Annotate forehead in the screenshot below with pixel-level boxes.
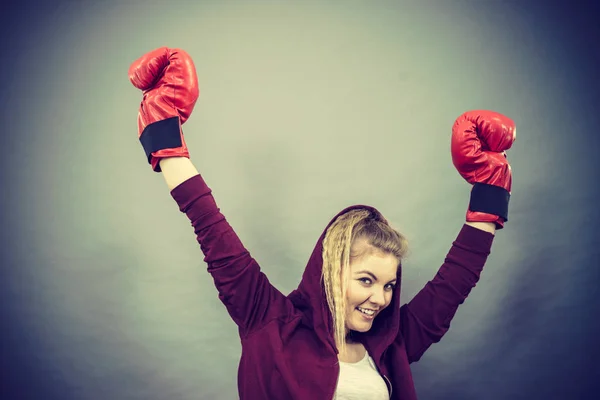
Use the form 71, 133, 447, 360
349, 239, 398, 280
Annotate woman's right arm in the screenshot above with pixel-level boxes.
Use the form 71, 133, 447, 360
129, 47, 295, 337
160, 157, 296, 337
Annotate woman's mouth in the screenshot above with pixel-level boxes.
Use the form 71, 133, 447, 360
356, 307, 376, 320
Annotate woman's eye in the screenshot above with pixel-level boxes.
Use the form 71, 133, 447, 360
385, 284, 396, 291
359, 278, 372, 285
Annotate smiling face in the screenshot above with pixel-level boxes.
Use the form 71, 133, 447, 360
344, 237, 399, 335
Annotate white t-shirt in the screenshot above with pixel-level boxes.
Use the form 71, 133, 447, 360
333, 351, 390, 399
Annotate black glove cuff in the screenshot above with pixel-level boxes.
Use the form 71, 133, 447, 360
139, 116, 182, 164
469, 183, 510, 222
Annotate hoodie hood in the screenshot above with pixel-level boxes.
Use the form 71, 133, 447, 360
287, 204, 403, 363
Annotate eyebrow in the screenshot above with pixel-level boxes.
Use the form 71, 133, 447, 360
355, 270, 397, 283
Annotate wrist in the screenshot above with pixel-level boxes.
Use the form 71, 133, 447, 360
159, 157, 199, 191
465, 221, 496, 235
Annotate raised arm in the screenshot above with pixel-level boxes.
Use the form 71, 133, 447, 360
129, 47, 295, 337
399, 222, 494, 362
399, 110, 516, 362
162, 158, 295, 336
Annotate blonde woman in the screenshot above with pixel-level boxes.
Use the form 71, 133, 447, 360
129, 48, 515, 400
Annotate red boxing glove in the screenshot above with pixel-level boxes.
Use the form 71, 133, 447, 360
451, 110, 516, 229
128, 47, 199, 172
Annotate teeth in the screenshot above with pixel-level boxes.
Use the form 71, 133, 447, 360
357, 307, 375, 316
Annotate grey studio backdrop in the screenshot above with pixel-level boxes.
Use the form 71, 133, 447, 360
1, 1, 599, 400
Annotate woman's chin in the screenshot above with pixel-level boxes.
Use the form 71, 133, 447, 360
348, 312, 374, 332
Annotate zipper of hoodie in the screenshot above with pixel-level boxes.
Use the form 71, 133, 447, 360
377, 348, 392, 399
358, 341, 393, 399
329, 361, 340, 400
383, 374, 393, 399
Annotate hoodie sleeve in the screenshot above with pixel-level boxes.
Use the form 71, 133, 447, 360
399, 224, 494, 363
170, 174, 296, 337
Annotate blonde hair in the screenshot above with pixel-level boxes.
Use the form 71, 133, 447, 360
321, 208, 408, 354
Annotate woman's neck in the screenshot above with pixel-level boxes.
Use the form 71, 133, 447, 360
345, 330, 358, 344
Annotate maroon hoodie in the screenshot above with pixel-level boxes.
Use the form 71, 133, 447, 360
171, 174, 494, 399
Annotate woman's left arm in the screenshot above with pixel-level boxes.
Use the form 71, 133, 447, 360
399, 110, 515, 363
399, 223, 494, 363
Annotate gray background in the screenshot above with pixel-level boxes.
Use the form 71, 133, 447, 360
1, 1, 599, 399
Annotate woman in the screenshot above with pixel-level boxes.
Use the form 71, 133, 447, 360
128, 47, 515, 400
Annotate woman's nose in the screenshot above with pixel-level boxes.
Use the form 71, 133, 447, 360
369, 288, 387, 306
